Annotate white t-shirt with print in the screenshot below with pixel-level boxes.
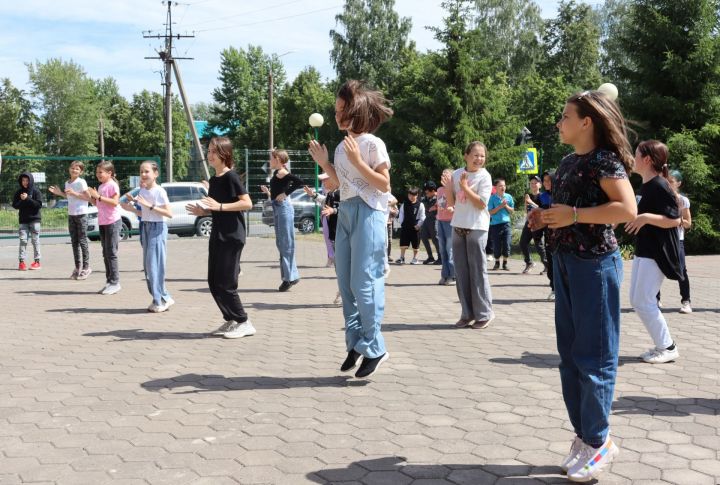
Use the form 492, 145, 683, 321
65, 178, 89, 216
139, 185, 170, 223
678, 194, 690, 241
334, 133, 391, 212
450, 167, 492, 231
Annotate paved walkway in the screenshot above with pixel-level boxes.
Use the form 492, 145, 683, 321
0, 236, 718, 484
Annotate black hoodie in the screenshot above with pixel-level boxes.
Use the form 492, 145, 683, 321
12, 171, 43, 223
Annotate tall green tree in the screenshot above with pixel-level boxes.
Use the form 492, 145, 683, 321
210, 45, 286, 149
0, 78, 40, 156
330, 0, 414, 91
541, 0, 602, 89
27, 58, 101, 156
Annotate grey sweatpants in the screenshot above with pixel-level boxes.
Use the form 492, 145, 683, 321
452, 228, 493, 321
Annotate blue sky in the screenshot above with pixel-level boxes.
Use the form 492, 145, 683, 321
0, 1, 602, 105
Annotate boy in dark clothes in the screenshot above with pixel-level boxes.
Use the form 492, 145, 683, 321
12, 171, 43, 270
396, 187, 425, 265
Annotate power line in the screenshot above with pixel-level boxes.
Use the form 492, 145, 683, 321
180, 0, 308, 28
195, 4, 342, 33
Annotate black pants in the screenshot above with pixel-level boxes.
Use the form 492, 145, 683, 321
657, 240, 691, 303
69, 214, 90, 269
208, 234, 247, 323
420, 219, 440, 259
519, 222, 547, 265
99, 219, 121, 284
545, 228, 554, 291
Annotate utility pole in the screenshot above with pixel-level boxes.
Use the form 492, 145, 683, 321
144, 1, 193, 183
268, 68, 274, 153
99, 117, 105, 158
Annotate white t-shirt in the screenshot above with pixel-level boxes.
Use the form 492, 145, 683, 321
139, 185, 170, 222
334, 133, 391, 212
65, 178, 89, 216
678, 194, 690, 241
450, 167, 492, 230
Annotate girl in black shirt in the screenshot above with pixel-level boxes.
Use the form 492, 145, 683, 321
260, 149, 304, 291
186, 137, 255, 339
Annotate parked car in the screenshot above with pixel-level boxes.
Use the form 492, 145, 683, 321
87, 182, 211, 240
261, 191, 318, 233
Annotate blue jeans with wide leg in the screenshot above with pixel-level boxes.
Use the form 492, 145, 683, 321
554, 249, 622, 447
335, 197, 387, 359
272, 199, 299, 282
143, 221, 172, 306
437, 220, 455, 280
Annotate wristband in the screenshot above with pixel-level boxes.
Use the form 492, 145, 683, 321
573, 206, 578, 224
150, 205, 155, 211
220, 203, 223, 212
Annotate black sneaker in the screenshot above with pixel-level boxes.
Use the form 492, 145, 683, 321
355, 352, 389, 378
278, 281, 291, 292
491, 261, 500, 270
433, 258, 442, 265
422, 257, 435, 265
340, 350, 362, 372
289, 279, 300, 287
502, 262, 509, 271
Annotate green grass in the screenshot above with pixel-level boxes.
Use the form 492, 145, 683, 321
0, 208, 70, 232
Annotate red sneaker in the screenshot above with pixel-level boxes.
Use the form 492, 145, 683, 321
29, 261, 41, 270
18, 261, 27, 271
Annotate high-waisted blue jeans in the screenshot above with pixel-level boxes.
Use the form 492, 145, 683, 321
272, 199, 299, 282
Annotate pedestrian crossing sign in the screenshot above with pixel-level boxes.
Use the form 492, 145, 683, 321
517, 148, 538, 174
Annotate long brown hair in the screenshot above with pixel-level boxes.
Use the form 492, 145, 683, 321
637, 139, 669, 178
209, 137, 234, 168
96, 160, 118, 184
336, 80, 393, 133
567, 91, 634, 173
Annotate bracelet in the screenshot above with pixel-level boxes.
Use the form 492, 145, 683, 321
220, 203, 223, 212
572, 206, 578, 224
150, 205, 155, 211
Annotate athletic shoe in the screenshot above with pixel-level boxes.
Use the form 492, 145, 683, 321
422, 257, 435, 265
395, 257, 405, 265
148, 302, 169, 313
433, 258, 442, 265
642, 346, 679, 364
487, 254, 495, 263
548, 291, 555, 301
18, 261, 27, 271
639, 347, 656, 360
326, 258, 335, 268
279, 281, 292, 292
383, 264, 391, 277
97, 283, 110, 294
340, 350, 362, 372
471, 314, 494, 329
455, 319, 471, 328
560, 436, 585, 473
522, 262, 535, 274
410, 258, 419, 265
70, 268, 80, 280
491, 261, 500, 270
29, 261, 41, 270
438, 277, 447, 285
679, 301, 692, 314
355, 352, 389, 378
657, 300, 663, 308
101, 283, 121, 295
502, 261, 509, 271
163, 297, 175, 309
211, 320, 235, 336
567, 436, 619, 482
224, 320, 257, 339
77, 268, 92, 280
444, 278, 456, 286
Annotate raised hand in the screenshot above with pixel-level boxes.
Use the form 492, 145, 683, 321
308, 140, 329, 166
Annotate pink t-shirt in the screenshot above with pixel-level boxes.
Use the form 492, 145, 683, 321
436, 187, 454, 222
97, 180, 121, 226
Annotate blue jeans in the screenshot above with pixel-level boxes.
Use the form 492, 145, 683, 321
490, 222, 511, 259
143, 222, 171, 306
335, 197, 387, 359
437, 220, 455, 279
554, 249, 622, 447
272, 199, 299, 282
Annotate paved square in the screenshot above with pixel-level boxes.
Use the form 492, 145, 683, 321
0, 236, 718, 484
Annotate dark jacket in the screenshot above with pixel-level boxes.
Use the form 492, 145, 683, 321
12, 171, 43, 223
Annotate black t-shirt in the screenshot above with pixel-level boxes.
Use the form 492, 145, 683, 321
422, 194, 437, 224
635, 176, 682, 280
209, 170, 247, 243
269, 170, 304, 200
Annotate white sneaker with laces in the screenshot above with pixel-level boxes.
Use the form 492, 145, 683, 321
102, 283, 121, 295
224, 320, 257, 339
163, 297, 175, 309
679, 301, 692, 314
639, 347, 656, 360
211, 320, 235, 336
548, 290, 555, 301
560, 436, 585, 473
410, 258, 419, 265
148, 302, 169, 313
567, 436, 619, 482
642, 346, 679, 364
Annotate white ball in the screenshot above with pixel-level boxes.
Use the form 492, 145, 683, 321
597, 82, 618, 101
309, 113, 324, 127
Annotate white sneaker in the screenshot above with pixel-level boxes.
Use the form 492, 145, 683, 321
163, 297, 175, 308
211, 320, 235, 336
410, 258, 419, 265
567, 436, 619, 482
487, 254, 495, 262
223, 320, 257, 339
639, 347, 656, 360
97, 283, 110, 294
679, 301, 692, 314
560, 436, 585, 473
548, 290, 555, 301
148, 302, 169, 313
642, 346, 679, 364
438, 277, 447, 285
101, 283, 121, 295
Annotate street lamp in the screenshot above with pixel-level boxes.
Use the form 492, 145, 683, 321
309, 113, 324, 232
268, 50, 296, 152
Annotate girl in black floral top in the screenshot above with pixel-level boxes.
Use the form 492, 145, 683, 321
528, 90, 637, 482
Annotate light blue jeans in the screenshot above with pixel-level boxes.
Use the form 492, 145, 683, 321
143, 221, 172, 306
272, 199, 299, 282
554, 249, 622, 447
437, 220, 455, 280
335, 197, 387, 359
19, 222, 41, 262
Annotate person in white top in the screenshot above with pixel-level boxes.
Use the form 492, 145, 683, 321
440, 141, 494, 329
308, 80, 392, 379
49, 161, 92, 280
663, 170, 692, 313
121, 161, 174, 313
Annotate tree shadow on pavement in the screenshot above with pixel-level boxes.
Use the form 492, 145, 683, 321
49, 307, 149, 315
306, 456, 570, 484
612, 396, 720, 416
489, 352, 639, 369
17, 290, 101, 295
83, 328, 211, 340
141, 373, 367, 393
